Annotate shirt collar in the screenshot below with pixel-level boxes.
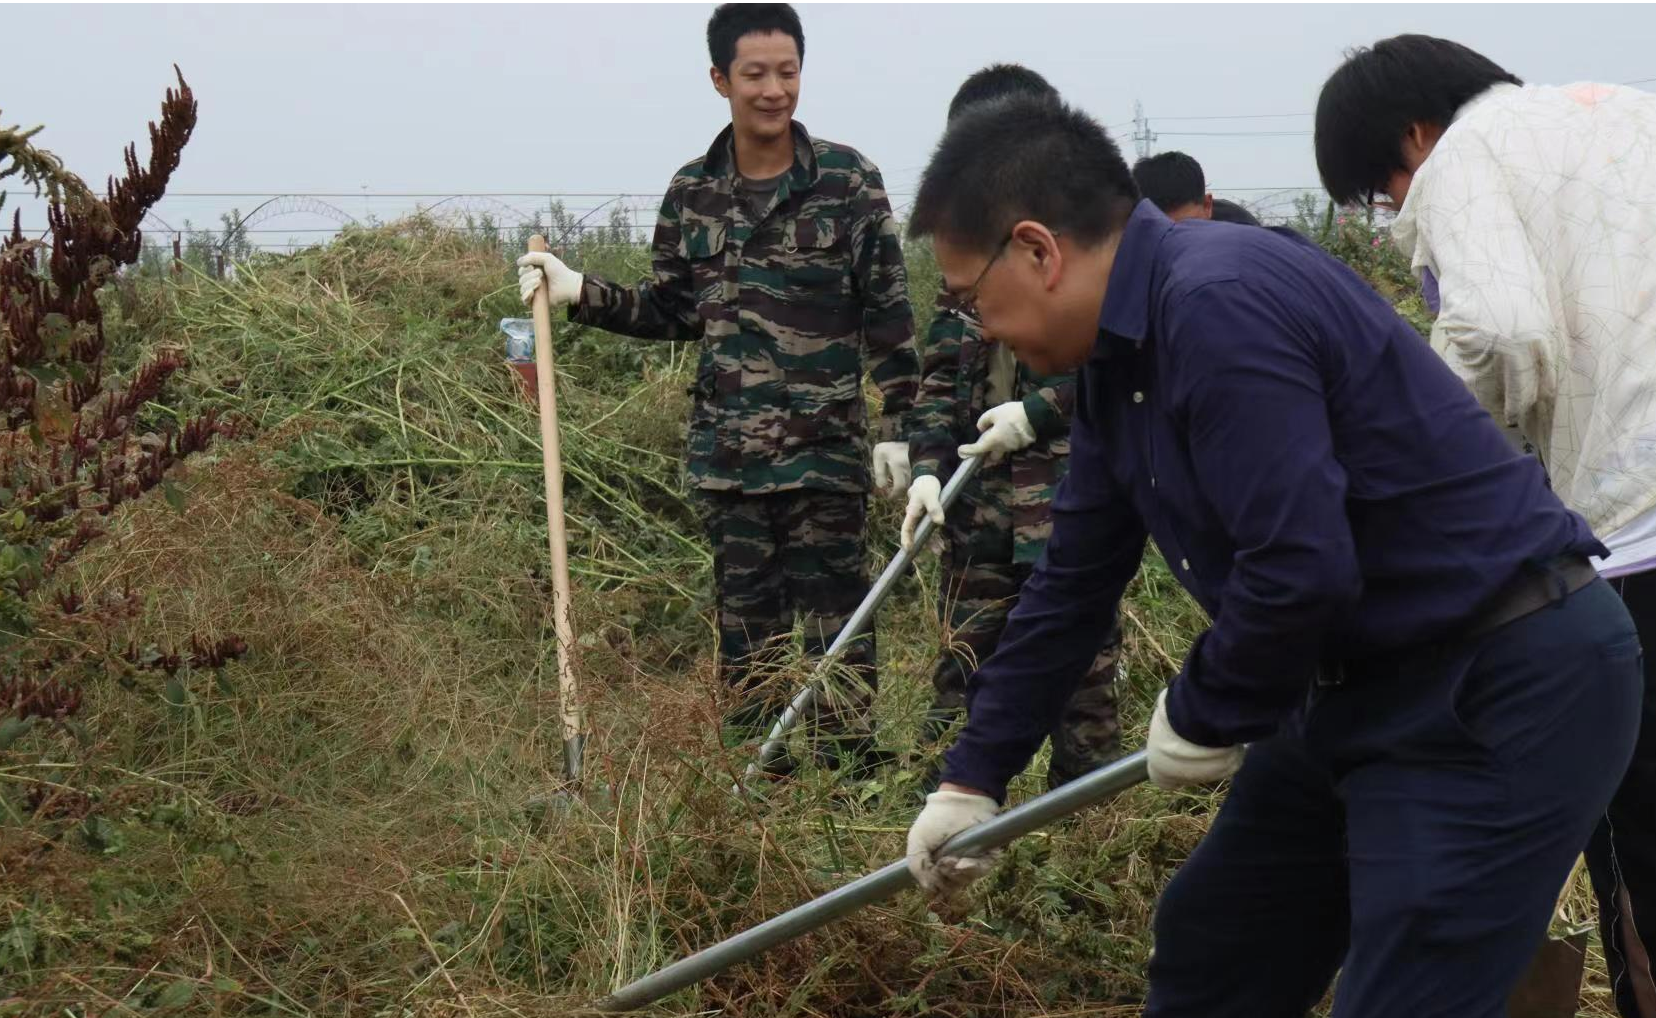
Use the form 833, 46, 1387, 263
703, 120, 819, 194
1094, 200, 1175, 357
1452, 81, 1521, 126
1392, 83, 1520, 257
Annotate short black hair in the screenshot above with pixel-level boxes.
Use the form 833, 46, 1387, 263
908, 97, 1139, 251
1210, 198, 1262, 227
1132, 151, 1207, 213
947, 63, 1057, 123
707, 3, 804, 77
1315, 34, 1521, 206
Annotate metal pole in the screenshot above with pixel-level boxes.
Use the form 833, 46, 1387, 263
596, 749, 1149, 1013
739, 455, 984, 791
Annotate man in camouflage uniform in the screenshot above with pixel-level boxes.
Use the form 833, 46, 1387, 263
517, 4, 916, 773
903, 65, 1121, 791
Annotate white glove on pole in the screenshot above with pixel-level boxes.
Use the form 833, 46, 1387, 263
901, 474, 944, 551
1147, 688, 1245, 790
516, 251, 584, 308
906, 789, 1001, 897
872, 441, 912, 498
958, 400, 1036, 465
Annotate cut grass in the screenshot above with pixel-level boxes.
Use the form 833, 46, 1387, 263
0, 221, 1616, 1017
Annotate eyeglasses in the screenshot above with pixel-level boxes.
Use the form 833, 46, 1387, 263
953, 233, 1013, 326
1365, 187, 1401, 214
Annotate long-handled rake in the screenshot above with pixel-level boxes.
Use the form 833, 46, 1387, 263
736, 454, 984, 792
601, 748, 1150, 1011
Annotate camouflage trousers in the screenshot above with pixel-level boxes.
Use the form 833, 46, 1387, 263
698, 489, 876, 739
928, 495, 1122, 789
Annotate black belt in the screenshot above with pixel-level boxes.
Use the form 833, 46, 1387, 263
1319, 554, 1598, 687
1465, 553, 1598, 639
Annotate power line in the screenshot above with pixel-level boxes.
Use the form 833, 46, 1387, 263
1152, 112, 1312, 121
1143, 73, 1653, 126
1131, 100, 1315, 155
93, 77, 1656, 215
157, 191, 668, 198
149, 189, 916, 199
15, 224, 655, 235
1158, 130, 1312, 137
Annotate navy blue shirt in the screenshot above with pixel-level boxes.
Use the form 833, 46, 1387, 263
943, 202, 1601, 802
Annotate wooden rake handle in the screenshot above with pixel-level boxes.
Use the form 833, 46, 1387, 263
527, 235, 583, 783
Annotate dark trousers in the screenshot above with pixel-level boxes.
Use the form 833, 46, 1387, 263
1146, 578, 1642, 1018
700, 490, 874, 738
1592, 571, 1656, 1017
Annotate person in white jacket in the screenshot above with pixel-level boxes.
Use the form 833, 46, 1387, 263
1317, 34, 1656, 1018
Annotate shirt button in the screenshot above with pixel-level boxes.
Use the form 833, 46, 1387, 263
1133, 391, 1145, 403
1150, 476, 1157, 488
1180, 558, 1190, 571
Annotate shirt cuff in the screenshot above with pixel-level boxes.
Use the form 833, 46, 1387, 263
1164, 642, 1247, 749
566, 275, 610, 325
871, 414, 903, 444
939, 747, 1014, 805
1022, 392, 1065, 441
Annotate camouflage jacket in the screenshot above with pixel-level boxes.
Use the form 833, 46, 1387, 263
907, 296, 1075, 563
570, 122, 917, 495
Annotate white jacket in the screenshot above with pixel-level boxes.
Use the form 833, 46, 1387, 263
1392, 82, 1656, 536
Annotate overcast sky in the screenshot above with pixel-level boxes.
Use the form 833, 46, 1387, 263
5, 4, 1653, 247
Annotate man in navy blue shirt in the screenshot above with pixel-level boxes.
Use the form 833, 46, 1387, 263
901, 96, 1643, 1017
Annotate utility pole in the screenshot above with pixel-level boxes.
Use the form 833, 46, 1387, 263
1132, 100, 1157, 160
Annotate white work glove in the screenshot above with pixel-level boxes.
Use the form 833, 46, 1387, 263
906, 788, 1001, 897
1147, 688, 1244, 790
901, 474, 944, 551
516, 251, 584, 308
872, 441, 911, 498
958, 400, 1035, 466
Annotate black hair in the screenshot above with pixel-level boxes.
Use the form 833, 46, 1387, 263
707, 3, 804, 77
908, 96, 1139, 251
1132, 151, 1206, 212
947, 63, 1057, 123
1315, 34, 1521, 205
1210, 198, 1262, 227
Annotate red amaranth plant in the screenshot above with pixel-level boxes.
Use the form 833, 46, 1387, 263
0, 69, 246, 750
120, 635, 248, 676
1, 674, 82, 721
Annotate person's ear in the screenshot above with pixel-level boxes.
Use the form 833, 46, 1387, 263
710, 66, 730, 99
1401, 121, 1445, 169
1011, 220, 1064, 291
